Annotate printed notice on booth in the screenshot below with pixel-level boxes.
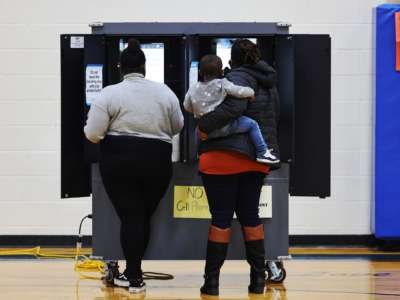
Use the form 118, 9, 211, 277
70, 36, 84, 48
85, 65, 103, 106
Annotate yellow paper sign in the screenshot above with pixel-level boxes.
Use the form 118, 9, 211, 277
173, 185, 272, 219
174, 186, 211, 219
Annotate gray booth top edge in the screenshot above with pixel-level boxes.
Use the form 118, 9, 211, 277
90, 22, 291, 35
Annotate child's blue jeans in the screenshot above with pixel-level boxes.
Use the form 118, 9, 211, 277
208, 116, 267, 156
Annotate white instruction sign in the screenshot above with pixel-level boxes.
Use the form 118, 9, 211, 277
259, 185, 272, 218
70, 36, 84, 48
85, 64, 103, 106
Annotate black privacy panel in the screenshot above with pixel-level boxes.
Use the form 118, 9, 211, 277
61, 35, 91, 198
61, 35, 105, 198
275, 36, 295, 163
276, 35, 331, 198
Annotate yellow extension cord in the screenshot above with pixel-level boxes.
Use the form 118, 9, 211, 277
0, 245, 106, 280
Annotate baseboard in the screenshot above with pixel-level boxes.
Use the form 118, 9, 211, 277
1, 234, 399, 248
289, 235, 379, 246
0, 234, 393, 248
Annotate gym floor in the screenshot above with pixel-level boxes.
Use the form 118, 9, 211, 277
0, 248, 400, 300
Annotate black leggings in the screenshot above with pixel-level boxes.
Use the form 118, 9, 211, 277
99, 135, 172, 279
200, 172, 266, 229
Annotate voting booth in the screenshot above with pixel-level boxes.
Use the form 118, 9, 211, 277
60, 23, 331, 277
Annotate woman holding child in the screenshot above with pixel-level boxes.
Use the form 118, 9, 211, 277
189, 39, 280, 296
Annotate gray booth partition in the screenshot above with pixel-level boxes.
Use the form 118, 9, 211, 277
92, 163, 289, 261
61, 23, 331, 278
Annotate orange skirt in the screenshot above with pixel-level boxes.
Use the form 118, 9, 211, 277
199, 150, 269, 175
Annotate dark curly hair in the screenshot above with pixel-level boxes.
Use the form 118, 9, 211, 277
231, 38, 261, 68
120, 39, 146, 76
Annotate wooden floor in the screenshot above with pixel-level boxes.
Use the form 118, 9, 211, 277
1, 256, 400, 300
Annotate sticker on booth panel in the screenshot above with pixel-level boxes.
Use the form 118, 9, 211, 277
173, 185, 272, 219
70, 36, 84, 48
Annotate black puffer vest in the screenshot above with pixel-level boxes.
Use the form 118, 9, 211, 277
198, 60, 280, 161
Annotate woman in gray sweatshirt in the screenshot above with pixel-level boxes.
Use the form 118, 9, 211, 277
84, 39, 184, 294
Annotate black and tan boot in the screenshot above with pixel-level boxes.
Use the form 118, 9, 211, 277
243, 224, 266, 294
200, 226, 231, 296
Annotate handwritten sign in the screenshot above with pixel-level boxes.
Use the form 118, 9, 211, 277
173, 185, 272, 219
85, 64, 103, 106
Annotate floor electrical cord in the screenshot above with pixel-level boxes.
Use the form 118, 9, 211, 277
0, 214, 174, 281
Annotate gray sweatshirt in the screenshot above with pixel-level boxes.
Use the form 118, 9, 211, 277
84, 73, 184, 144
183, 78, 254, 118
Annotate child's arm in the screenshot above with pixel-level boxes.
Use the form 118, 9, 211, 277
222, 78, 255, 99
183, 92, 194, 113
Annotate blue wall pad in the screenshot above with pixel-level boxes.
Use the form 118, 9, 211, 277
375, 4, 400, 239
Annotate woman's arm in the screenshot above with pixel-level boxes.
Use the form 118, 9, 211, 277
167, 88, 185, 135
84, 103, 110, 144
171, 106, 184, 136
84, 90, 111, 144
198, 73, 254, 134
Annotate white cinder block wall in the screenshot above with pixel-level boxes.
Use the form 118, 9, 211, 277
0, 0, 393, 236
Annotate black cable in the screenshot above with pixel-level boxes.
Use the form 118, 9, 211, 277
77, 214, 92, 244
77, 214, 173, 281
143, 272, 174, 280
